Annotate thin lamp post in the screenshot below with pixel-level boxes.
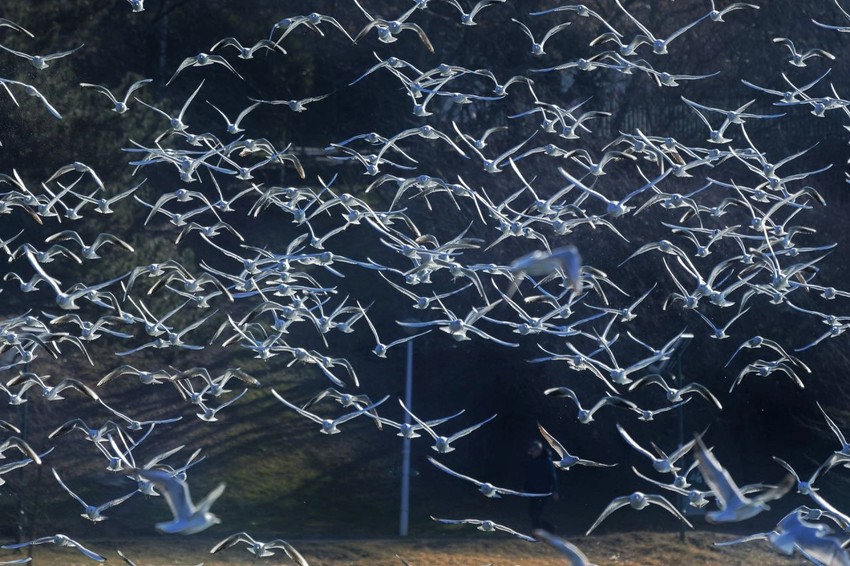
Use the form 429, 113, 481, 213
399, 339, 414, 536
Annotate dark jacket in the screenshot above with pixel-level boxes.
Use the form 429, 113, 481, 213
525, 448, 558, 495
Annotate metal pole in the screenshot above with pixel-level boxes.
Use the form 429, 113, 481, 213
399, 340, 413, 536
15, 360, 28, 545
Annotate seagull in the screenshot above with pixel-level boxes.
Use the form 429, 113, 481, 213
166, 52, 243, 85
361, 304, 431, 357
817, 401, 850, 469
695, 434, 794, 523
272, 389, 388, 435
616, 423, 695, 474
511, 18, 571, 56
506, 245, 582, 297
302, 387, 385, 430
627, 373, 723, 410
772, 37, 836, 67
707, 0, 759, 22
585, 491, 692, 535
771, 456, 826, 496
355, 17, 435, 53
431, 516, 536, 542
544, 388, 635, 423
210, 532, 308, 563
249, 92, 332, 112
210, 37, 286, 58
79, 79, 152, 113
135, 79, 204, 132
129, 467, 226, 534
537, 423, 617, 470
45, 230, 134, 259
373, 399, 465, 439
51, 468, 136, 522
206, 100, 260, 134
443, 0, 506, 26
2, 535, 105, 562
0, 78, 63, 119
613, 0, 708, 54
714, 506, 850, 563
0, 43, 83, 70
428, 456, 551, 498
402, 403, 496, 453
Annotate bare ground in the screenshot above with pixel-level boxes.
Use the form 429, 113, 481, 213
0, 531, 804, 565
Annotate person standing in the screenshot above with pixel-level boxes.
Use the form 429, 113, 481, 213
525, 439, 559, 532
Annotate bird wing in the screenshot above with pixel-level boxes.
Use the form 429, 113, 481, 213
427, 456, 481, 487
616, 424, 657, 461
136, 468, 194, 518
123, 79, 153, 102
647, 494, 694, 528
447, 413, 497, 443
210, 532, 252, 553
52, 468, 87, 508
65, 538, 107, 562
197, 481, 226, 514
271, 389, 324, 425
537, 422, 565, 458
695, 435, 743, 510
586, 496, 630, 535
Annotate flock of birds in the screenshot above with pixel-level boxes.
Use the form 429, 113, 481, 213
4, 0, 850, 564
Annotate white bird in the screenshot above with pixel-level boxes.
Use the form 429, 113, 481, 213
45, 230, 134, 259
79, 79, 152, 113
771, 456, 826, 496
585, 491, 692, 535
2, 534, 105, 562
443, 0, 506, 26
355, 17, 434, 53
772, 37, 835, 67
714, 506, 850, 563
707, 0, 759, 22
613, 0, 708, 55
537, 423, 617, 470
210, 37, 286, 58
361, 304, 431, 358
210, 532, 308, 564
544, 388, 635, 423
511, 18, 571, 56
166, 52, 243, 85
135, 79, 205, 132
51, 468, 136, 522
402, 403, 496, 453
130, 467, 226, 534
428, 456, 551, 498
695, 434, 794, 523
0, 78, 63, 119
0, 43, 83, 70
250, 92, 332, 112
506, 245, 582, 297
206, 100, 260, 134
616, 423, 695, 474
628, 374, 723, 410
431, 516, 536, 542
272, 389, 388, 435
374, 399, 465, 439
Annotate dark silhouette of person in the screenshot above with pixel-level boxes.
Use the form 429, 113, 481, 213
525, 439, 559, 532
